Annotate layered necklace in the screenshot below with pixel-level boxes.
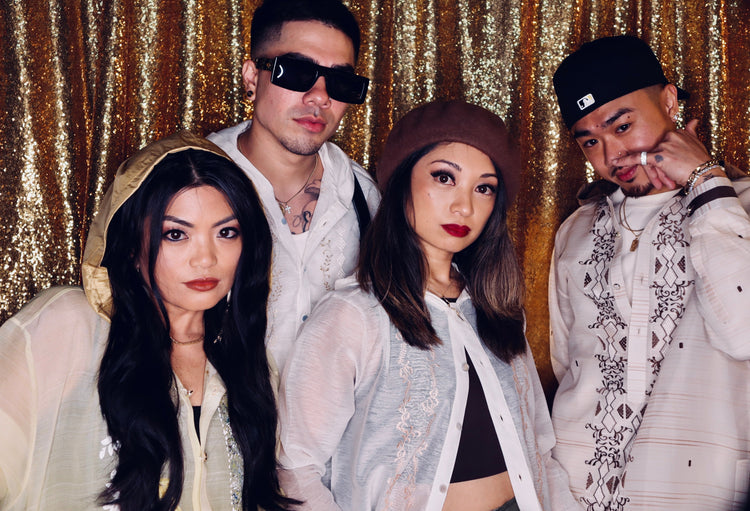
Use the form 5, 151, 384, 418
618, 196, 645, 252
275, 154, 318, 214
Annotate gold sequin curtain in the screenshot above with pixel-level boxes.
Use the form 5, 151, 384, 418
2, 0, 749, 395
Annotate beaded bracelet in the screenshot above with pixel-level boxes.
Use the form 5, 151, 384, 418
684, 159, 722, 194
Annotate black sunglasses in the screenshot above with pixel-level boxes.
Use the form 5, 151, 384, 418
254, 56, 369, 105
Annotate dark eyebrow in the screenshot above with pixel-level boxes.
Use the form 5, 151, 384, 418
163, 214, 237, 228
281, 52, 355, 73
573, 107, 634, 138
431, 159, 497, 179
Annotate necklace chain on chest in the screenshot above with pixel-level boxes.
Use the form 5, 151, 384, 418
275, 154, 318, 214
618, 197, 646, 252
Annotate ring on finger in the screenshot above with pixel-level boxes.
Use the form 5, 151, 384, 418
640, 151, 648, 166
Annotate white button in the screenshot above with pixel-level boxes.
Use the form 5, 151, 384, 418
456, 422, 462, 430
614, 283, 621, 289
439, 484, 447, 493
461, 363, 469, 371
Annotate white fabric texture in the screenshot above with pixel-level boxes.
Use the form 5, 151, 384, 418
278, 277, 580, 511
549, 175, 750, 510
208, 121, 380, 372
0, 287, 239, 510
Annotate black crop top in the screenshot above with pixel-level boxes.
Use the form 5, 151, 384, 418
193, 405, 201, 442
450, 351, 507, 483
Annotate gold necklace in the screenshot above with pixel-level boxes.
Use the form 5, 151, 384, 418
170, 334, 204, 346
427, 275, 461, 304
275, 154, 318, 214
618, 197, 645, 252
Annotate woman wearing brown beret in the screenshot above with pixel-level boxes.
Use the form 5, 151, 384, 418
277, 100, 579, 511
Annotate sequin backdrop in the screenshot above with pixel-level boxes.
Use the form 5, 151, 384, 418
2, 0, 749, 394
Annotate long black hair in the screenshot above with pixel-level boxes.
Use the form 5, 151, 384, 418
358, 143, 526, 362
98, 149, 293, 510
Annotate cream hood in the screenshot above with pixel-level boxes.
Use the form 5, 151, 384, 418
81, 131, 231, 321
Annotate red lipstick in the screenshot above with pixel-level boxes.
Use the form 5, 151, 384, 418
442, 224, 470, 237
185, 278, 219, 291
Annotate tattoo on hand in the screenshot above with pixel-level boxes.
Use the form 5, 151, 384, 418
654, 154, 664, 163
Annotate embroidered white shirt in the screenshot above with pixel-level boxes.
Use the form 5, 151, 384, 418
208, 121, 379, 371
0, 287, 241, 510
279, 277, 580, 511
549, 176, 750, 510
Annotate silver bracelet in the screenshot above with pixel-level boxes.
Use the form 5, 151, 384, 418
684, 159, 722, 193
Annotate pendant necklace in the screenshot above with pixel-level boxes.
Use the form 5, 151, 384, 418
427, 276, 464, 319
275, 154, 318, 214
618, 197, 645, 252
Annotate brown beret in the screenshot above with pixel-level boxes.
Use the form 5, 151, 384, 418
376, 100, 521, 204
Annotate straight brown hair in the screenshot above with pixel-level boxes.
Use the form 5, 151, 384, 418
358, 143, 526, 362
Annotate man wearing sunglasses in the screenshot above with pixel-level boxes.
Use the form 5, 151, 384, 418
208, 0, 379, 372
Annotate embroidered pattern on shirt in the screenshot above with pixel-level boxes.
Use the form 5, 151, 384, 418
510, 358, 546, 505
578, 202, 632, 511
318, 238, 335, 291
384, 338, 439, 510
219, 395, 243, 511
577, 198, 694, 511
646, 199, 692, 392
100, 435, 121, 510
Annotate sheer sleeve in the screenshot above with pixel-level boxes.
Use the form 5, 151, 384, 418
0, 287, 103, 508
277, 289, 384, 510
0, 306, 35, 506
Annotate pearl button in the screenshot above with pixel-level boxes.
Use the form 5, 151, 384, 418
461, 363, 469, 371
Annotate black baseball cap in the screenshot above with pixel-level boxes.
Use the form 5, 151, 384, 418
553, 35, 689, 129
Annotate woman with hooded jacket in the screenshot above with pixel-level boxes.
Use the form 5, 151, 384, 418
0, 132, 293, 511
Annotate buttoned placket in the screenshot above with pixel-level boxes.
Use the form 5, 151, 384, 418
177, 363, 224, 511
424, 294, 542, 511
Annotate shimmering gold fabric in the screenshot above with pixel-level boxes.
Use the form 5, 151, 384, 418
2, 0, 749, 394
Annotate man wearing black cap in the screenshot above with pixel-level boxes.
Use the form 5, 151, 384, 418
549, 35, 750, 510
